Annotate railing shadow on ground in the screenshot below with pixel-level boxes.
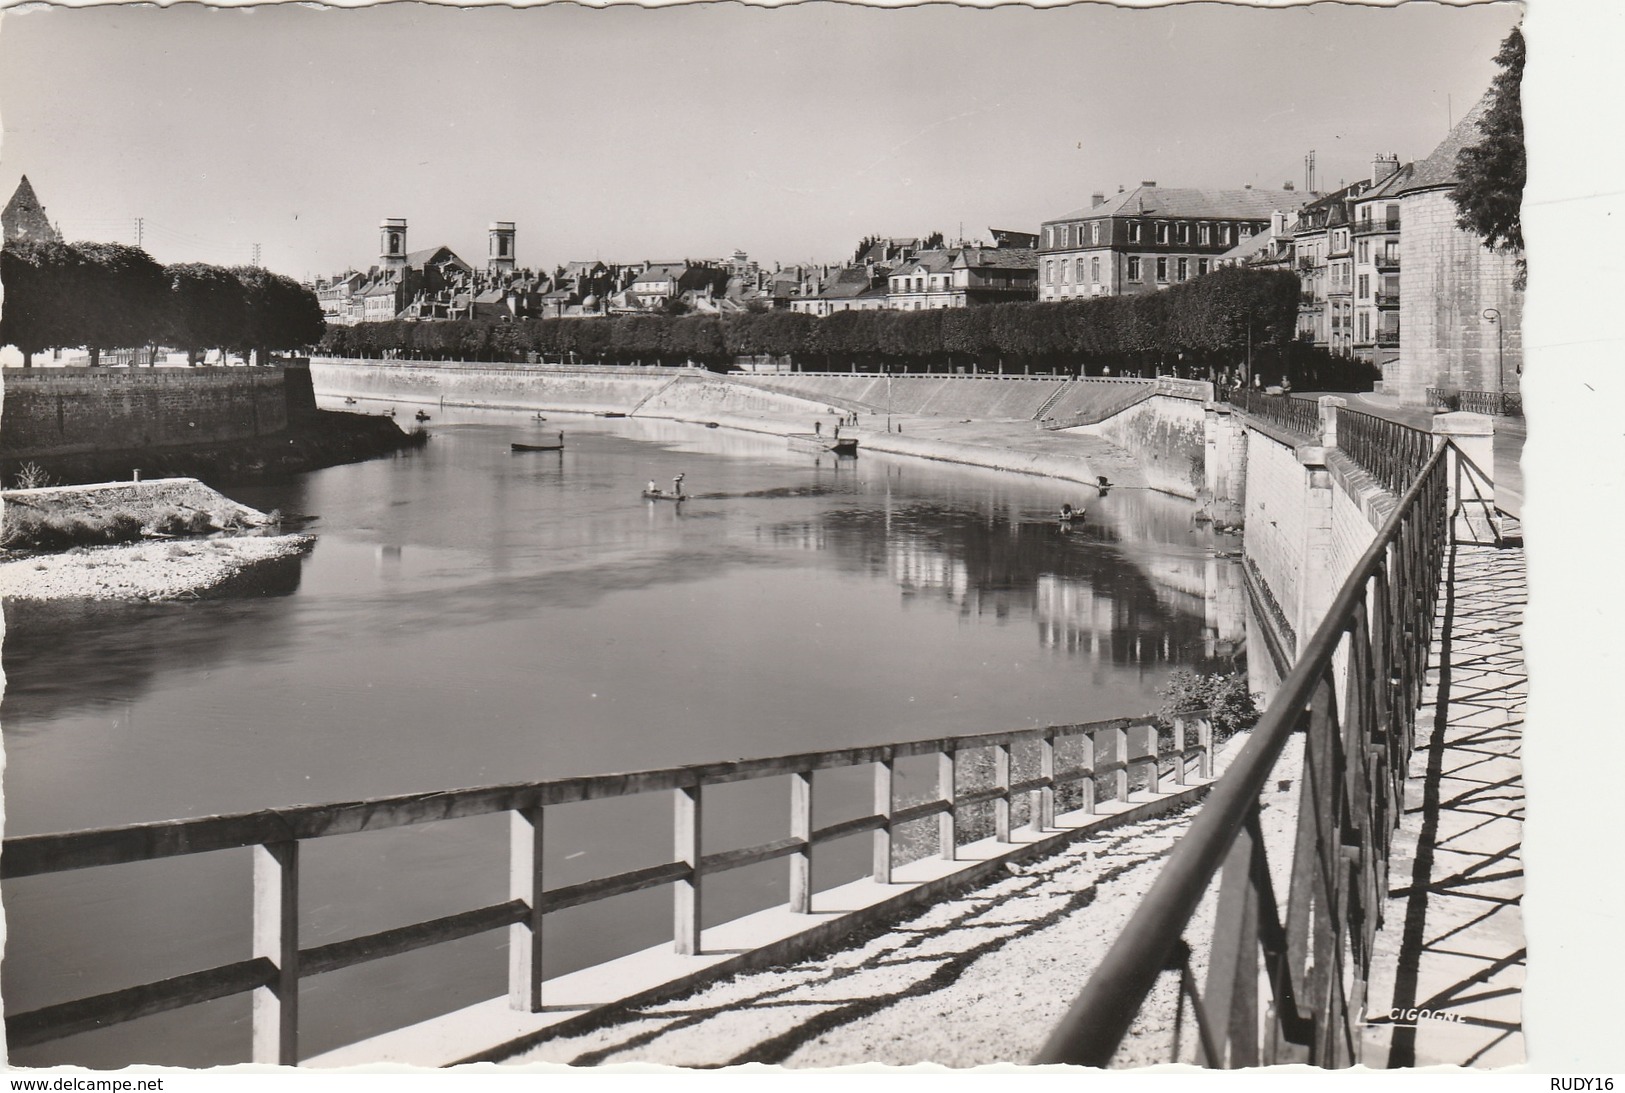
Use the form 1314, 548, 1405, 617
1035, 434, 1502, 1068
1, 708, 1216, 1066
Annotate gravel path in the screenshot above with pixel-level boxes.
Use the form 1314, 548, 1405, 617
0, 533, 313, 602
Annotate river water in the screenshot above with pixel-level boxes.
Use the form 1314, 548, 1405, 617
1, 410, 1244, 1067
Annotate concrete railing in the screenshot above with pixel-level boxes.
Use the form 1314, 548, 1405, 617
4, 712, 1213, 1066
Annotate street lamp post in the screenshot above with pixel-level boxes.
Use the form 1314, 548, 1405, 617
1483, 307, 1504, 409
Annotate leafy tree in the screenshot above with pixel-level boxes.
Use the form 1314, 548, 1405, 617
922, 231, 945, 250
0, 240, 74, 367
230, 266, 325, 364
163, 262, 248, 365
1452, 27, 1525, 261
75, 242, 167, 365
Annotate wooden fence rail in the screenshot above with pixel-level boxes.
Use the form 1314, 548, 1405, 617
4, 711, 1213, 1064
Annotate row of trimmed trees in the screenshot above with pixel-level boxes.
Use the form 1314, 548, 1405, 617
320, 266, 1303, 376
0, 239, 326, 367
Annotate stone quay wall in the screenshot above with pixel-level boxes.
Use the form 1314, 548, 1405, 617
1074, 382, 1211, 500
0, 366, 301, 461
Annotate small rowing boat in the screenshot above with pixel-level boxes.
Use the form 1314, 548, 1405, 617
414, 410, 431, 422
513, 432, 565, 452
787, 433, 858, 456
642, 489, 685, 502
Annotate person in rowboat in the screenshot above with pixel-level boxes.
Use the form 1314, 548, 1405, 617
672, 473, 685, 499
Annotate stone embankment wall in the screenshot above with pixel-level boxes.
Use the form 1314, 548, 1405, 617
1074, 380, 1213, 500
309, 359, 684, 415
737, 373, 1069, 420
631, 374, 838, 420
0, 367, 297, 461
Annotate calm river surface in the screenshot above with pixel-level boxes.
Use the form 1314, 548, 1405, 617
2, 409, 1244, 1066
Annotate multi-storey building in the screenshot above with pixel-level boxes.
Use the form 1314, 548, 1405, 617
1349, 156, 1405, 367
886, 250, 957, 310
799, 266, 889, 316
1036, 182, 1309, 301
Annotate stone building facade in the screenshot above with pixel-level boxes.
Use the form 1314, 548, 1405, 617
1387, 96, 1523, 405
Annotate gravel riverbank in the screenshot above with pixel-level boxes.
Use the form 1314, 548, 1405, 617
0, 533, 314, 602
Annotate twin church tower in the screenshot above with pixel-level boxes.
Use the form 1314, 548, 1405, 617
378, 217, 516, 273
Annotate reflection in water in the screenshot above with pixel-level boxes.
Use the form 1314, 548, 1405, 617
1, 412, 1246, 1067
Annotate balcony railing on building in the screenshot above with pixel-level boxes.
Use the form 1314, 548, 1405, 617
1374, 291, 1400, 308
1373, 253, 1400, 271
1376, 329, 1401, 347
1353, 215, 1402, 236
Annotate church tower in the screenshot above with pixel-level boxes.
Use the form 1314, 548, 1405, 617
380, 218, 408, 270
488, 221, 516, 273
3, 176, 62, 245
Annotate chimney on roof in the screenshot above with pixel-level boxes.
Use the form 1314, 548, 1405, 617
1140, 180, 1157, 188
1091, 192, 1105, 207
1283, 181, 1295, 191
1372, 152, 1400, 184
1117, 184, 1125, 193
1245, 184, 1253, 190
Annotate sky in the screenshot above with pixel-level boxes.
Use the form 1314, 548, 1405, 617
0, 1, 1524, 280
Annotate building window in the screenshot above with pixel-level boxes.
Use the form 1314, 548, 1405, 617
1062, 260, 1071, 285
1358, 274, 1369, 299
1177, 222, 1189, 244
1358, 240, 1369, 263
1239, 224, 1254, 238
1127, 256, 1142, 281
1198, 258, 1209, 276
1177, 257, 1189, 281
1044, 260, 1054, 285
1219, 224, 1231, 246
1360, 312, 1370, 340
1155, 222, 1169, 245
1091, 257, 1100, 283
1092, 222, 1101, 244
1129, 222, 1142, 243
1156, 257, 1168, 283
1199, 224, 1211, 246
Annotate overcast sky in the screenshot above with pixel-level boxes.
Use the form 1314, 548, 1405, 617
3, 2, 1522, 278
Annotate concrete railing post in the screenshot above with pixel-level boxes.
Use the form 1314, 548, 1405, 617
1296, 445, 1336, 643
1318, 395, 1346, 449
1432, 411, 1497, 543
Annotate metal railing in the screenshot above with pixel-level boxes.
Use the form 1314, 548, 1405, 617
1352, 216, 1401, 236
1228, 389, 1319, 438
1037, 438, 1461, 1068
1338, 408, 1435, 494
3, 711, 1213, 1065
1428, 388, 1522, 418
1374, 254, 1400, 271
1376, 330, 1401, 347
1374, 292, 1400, 308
